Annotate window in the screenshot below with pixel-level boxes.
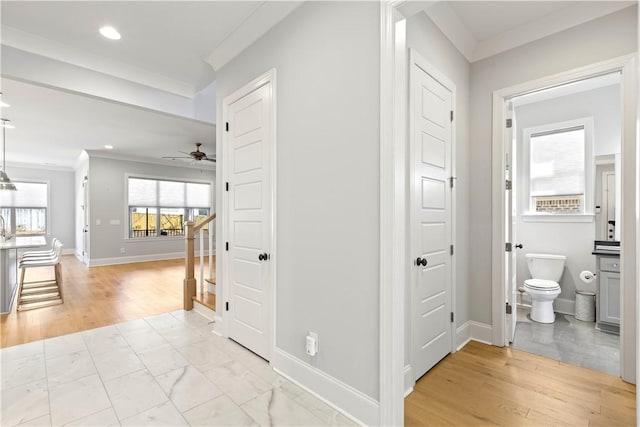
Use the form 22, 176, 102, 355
523, 118, 593, 220
0, 181, 48, 236
127, 177, 211, 238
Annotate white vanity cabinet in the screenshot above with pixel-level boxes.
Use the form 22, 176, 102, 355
596, 254, 620, 334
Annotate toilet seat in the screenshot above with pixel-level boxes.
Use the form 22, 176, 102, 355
524, 279, 560, 291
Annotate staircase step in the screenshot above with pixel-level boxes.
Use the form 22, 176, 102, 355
192, 291, 216, 311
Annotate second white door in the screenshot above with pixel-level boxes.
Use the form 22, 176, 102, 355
410, 51, 454, 380
225, 78, 273, 360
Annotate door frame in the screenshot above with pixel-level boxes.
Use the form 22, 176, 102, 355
408, 48, 458, 382
491, 54, 637, 383
219, 69, 277, 362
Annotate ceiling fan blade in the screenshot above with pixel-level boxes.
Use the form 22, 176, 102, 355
178, 151, 191, 155
162, 156, 192, 159
204, 157, 216, 162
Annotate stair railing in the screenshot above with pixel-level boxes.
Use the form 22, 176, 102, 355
184, 213, 216, 310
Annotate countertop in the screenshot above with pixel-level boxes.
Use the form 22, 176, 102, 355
0, 236, 46, 250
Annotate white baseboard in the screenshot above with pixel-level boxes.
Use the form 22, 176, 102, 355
89, 250, 215, 267
455, 321, 471, 351
193, 300, 216, 321
272, 348, 378, 427
554, 297, 576, 316
403, 365, 414, 397
89, 252, 183, 267
456, 321, 493, 350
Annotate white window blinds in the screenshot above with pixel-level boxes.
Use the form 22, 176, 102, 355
529, 127, 585, 197
128, 178, 210, 208
0, 182, 48, 207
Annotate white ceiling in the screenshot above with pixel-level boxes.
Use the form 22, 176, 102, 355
425, 1, 636, 62
0, 1, 634, 170
2, 78, 216, 169
0, 1, 301, 169
1, 1, 299, 97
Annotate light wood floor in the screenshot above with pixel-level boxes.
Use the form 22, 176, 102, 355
0, 255, 203, 348
405, 340, 636, 426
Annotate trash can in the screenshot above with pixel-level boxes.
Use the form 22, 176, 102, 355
575, 291, 596, 322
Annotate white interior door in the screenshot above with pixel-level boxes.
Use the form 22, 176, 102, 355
505, 103, 517, 344
410, 54, 453, 380
82, 176, 89, 265
226, 82, 273, 360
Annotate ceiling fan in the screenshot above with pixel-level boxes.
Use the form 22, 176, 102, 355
163, 142, 216, 163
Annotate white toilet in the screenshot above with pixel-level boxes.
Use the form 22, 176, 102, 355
524, 253, 566, 323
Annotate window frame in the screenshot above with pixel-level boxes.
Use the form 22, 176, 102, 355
124, 174, 213, 241
0, 180, 50, 237
521, 117, 595, 223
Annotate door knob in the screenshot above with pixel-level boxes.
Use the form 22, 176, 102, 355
515, 244, 523, 249
258, 253, 269, 261
416, 257, 427, 267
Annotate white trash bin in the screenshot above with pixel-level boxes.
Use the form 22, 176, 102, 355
575, 291, 596, 322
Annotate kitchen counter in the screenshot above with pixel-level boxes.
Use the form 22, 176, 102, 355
0, 236, 47, 250
1, 236, 46, 314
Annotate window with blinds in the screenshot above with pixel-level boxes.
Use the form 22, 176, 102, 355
523, 117, 593, 218
127, 177, 211, 238
0, 181, 48, 236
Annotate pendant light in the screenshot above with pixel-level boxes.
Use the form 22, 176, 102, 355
0, 118, 17, 191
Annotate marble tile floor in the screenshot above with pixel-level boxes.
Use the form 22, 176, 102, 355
1, 310, 358, 427
512, 306, 620, 376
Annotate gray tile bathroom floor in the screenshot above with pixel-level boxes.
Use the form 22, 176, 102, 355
1, 310, 357, 427
511, 306, 619, 376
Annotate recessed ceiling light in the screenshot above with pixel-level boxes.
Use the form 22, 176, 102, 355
99, 26, 121, 40
104, 145, 114, 149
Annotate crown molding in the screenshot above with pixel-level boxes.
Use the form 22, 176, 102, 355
2, 25, 196, 98
425, 1, 636, 63
205, 2, 302, 71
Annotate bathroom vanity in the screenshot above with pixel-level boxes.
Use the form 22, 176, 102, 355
0, 236, 46, 314
593, 241, 620, 334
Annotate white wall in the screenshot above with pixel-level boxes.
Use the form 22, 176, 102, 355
514, 84, 621, 302
215, 1, 380, 421
5, 165, 75, 253
405, 10, 471, 379
469, 6, 637, 325
88, 156, 214, 265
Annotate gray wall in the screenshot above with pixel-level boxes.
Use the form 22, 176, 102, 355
514, 85, 621, 301
469, 6, 637, 325
88, 156, 214, 263
6, 165, 75, 252
216, 1, 380, 401
406, 10, 470, 366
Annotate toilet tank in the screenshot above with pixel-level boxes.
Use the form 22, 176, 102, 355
526, 253, 566, 282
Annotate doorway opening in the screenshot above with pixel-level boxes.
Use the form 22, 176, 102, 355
492, 55, 637, 383
505, 72, 622, 376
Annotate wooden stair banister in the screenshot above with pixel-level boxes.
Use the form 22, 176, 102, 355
184, 213, 216, 310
